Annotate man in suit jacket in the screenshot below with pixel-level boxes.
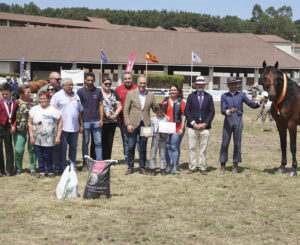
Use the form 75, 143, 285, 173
219, 77, 260, 174
185, 76, 215, 175
0, 83, 19, 176
123, 75, 156, 175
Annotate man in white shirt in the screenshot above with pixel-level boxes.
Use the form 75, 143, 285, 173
50, 78, 83, 172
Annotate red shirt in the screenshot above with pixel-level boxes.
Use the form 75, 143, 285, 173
115, 83, 138, 122
0, 99, 18, 127
161, 98, 186, 132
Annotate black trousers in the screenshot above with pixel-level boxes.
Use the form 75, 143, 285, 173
0, 124, 14, 174
102, 123, 117, 160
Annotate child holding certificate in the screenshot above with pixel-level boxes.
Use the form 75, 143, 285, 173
148, 104, 169, 176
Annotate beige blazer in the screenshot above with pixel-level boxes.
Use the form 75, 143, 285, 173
124, 88, 156, 128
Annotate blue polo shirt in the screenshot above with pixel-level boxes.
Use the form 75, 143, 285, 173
77, 86, 103, 122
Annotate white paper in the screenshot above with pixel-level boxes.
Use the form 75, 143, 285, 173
140, 127, 153, 137
158, 122, 176, 134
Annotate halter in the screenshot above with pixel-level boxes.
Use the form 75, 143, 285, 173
273, 73, 287, 115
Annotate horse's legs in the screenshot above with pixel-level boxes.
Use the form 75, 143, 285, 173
288, 123, 297, 176
276, 122, 287, 172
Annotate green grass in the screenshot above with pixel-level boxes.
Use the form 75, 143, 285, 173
0, 100, 300, 244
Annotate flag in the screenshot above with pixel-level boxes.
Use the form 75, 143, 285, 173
125, 52, 137, 72
100, 49, 108, 64
192, 51, 201, 63
19, 57, 24, 79
146, 51, 158, 63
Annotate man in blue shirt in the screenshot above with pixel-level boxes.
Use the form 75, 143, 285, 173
219, 77, 260, 174
77, 72, 104, 168
6, 76, 19, 99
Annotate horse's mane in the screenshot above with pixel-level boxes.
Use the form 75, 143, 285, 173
266, 66, 298, 103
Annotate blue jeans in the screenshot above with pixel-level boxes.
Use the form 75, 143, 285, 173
83, 121, 102, 161
35, 145, 53, 174
61, 131, 79, 171
120, 123, 140, 160
166, 129, 185, 167
127, 122, 147, 170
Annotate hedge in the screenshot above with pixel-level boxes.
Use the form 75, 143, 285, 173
132, 74, 184, 88
0, 73, 20, 78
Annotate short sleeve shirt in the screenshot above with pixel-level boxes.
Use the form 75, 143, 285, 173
50, 90, 83, 132
77, 87, 103, 122
29, 105, 61, 147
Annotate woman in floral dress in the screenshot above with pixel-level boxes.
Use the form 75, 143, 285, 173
14, 85, 38, 175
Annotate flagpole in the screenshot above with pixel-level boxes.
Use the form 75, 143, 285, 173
100, 59, 103, 85
146, 60, 148, 78
191, 52, 193, 92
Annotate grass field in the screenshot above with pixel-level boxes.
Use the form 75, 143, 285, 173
1, 99, 300, 245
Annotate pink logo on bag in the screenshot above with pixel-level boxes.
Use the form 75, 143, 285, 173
92, 161, 106, 173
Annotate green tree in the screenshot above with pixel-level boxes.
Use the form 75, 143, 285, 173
24, 2, 40, 16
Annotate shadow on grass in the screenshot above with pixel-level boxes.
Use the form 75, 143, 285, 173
263, 166, 300, 175
179, 162, 218, 173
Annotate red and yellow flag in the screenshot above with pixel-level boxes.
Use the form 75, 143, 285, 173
146, 51, 158, 63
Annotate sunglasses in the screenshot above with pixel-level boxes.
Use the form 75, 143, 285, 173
50, 78, 61, 81
47, 88, 55, 91
104, 83, 111, 86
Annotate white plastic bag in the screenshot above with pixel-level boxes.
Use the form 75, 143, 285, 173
56, 164, 78, 199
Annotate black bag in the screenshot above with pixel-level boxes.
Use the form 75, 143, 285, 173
83, 156, 117, 199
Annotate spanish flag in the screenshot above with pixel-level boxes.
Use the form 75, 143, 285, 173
146, 51, 158, 63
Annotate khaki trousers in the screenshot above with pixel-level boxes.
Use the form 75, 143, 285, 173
188, 127, 210, 171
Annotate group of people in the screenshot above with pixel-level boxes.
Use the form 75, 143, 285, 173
0, 71, 264, 178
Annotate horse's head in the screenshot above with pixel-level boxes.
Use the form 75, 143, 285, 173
260, 61, 279, 101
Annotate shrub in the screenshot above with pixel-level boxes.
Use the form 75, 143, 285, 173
133, 74, 184, 88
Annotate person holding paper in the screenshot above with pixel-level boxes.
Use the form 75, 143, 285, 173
184, 76, 215, 175
123, 75, 156, 175
148, 104, 169, 176
162, 84, 186, 174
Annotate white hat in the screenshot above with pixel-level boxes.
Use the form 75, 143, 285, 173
261, 91, 269, 98
6, 75, 11, 79
195, 76, 206, 84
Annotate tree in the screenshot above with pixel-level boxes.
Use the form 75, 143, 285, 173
24, 2, 40, 16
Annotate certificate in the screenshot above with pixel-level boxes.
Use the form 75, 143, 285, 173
140, 127, 153, 137
158, 122, 176, 134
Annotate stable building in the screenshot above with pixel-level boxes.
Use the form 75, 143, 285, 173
1, 12, 300, 90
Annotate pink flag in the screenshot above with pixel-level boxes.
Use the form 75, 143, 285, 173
125, 52, 136, 72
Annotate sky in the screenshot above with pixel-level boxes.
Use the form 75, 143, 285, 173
3, 0, 300, 21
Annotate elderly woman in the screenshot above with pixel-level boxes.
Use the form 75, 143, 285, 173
162, 84, 186, 174
28, 91, 62, 178
101, 77, 122, 160
14, 85, 38, 175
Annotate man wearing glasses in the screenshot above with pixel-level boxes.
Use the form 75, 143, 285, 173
37, 72, 62, 97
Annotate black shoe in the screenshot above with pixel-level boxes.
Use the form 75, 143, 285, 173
8, 172, 14, 176
16, 171, 22, 175
0, 172, 6, 178
161, 170, 167, 176
187, 169, 197, 174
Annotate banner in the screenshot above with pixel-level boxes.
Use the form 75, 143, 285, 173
125, 52, 137, 72
20, 57, 24, 79
61, 69, 84, 87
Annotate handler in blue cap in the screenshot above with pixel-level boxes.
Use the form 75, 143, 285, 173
219, 77, 261, 174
